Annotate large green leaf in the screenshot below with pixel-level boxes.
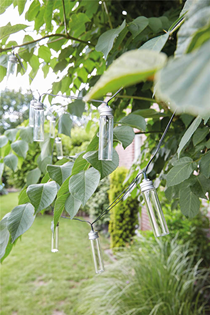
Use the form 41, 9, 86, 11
128, 16, 148, 38
0, 0, 13, 14
180, 187, 200, 218
187, 23, 210, 53
71, 152, 90, 176
37, 155, 52, 174
0, 215, 10, 259
38, 46, 51, 63
54, 194, 70, 228
59, 113, 72, 137
4, 154, 18, 172
18, 188, 30, 205
7, 203, 35, 242
166, 157, 195, 187
27, 181, 57, 213
17, 0, 27, 15
0, 135, 8, 148
69, 168, 100, 206
4, 129, 18, 142
26, 168, 41, 186
191, 174, 210, 199
177, 116, 202, 157
199, 151, 210, 178
176, 1, 210, 57
68, 99, 85, 118
84, 50, 167, 101
113, 126, 135, 149
0, 23, 28, 40
83, 150, 119, 179
11, 140, 28, 158
57, 176, 70, 198
95, 20, 126, 59
65, 194, 82, 219
47, 162, 74, 186
119, 113, 146, 131
69, 13, 90, 38
139, 33, 169, 52
192, 127, 209, 146
156, 40, 210, 116
19, 126, 33, 143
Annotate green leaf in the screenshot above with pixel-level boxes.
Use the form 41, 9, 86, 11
57, 176, 70, 198
47, 162, 74, 186
133, 109, 167, 118
177, 116, 202, 157
192, 127, 209, 146
148, 17, 163, 33
68, 99, 85, 117
25, 0, 40, 21
0, 163, 4, 183
7, 203, 35, 242
191, 174, 210, 199
27, 181, 57, 214
44, 0, 54, 31
4, 154, 18, 172
84, 49, 167, 101
0, 54, 8, 68
119, 113, 146, 131
166, 157, 194, 187
18, 188, 30, 205
11, 140, 28, 159
0, 66, 6, 82
0, 23, 28, 40
65, 194, 82, 219
17, 0, 26, 15
0, 135, 8, 148
26, 168, 41, 186
4, 129, 18, 142
113, 126, 135, 149
187, 23, 210, 53
59, 113, 72, 137
19, 126, 33, 143
69, 13, 90, 38
69, 168, 100, 206
71, 152, 90, 176
139, 33, 169, 52
37, 155, 52, 174
199, 151, 210, 178
83, 150, 119, 179
95, 20, 126, 59
54, 194, 70, 228
38, 46, 51, 63
180, 187, 200, 218
156, 40, 210, 117
128, 16, 148, 38
42, 63, 49, 78
176, 3, 210, 58
0, 0, 13, 14
0, 215, 10, 259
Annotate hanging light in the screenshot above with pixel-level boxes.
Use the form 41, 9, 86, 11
51, 222, 59, 253
33, 101, 45, 142
88, 230, 104, 274
98, 105, 113, 161
6, 54, 18, 88
49, 116, 56, 138
140, 179, 169, 237
55, 137, 63, 159
29, 100, 36, 127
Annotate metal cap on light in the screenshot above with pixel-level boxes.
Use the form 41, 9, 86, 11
98, 104, 113, 116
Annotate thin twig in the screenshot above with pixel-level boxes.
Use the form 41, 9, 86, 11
62, 0, 68, 35
102, 0, 113, 29
111, 94, 160, 104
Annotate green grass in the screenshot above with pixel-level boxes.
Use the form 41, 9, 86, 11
0, 193, 111, 315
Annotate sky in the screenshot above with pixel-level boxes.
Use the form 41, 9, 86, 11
0, 3, 57, 96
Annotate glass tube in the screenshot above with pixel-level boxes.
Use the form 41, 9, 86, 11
33, 102, 45, 142
29, 100, 36, 127
140, 179, 169, 237
98, 105, 113, 161
7, 54, 18, 80
55, 137, 63, 159
51, 223, 59, 253
49, 117, 56, 138
88, 230, 104, 274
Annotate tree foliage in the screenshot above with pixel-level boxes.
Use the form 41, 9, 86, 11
0, 0, 210, 261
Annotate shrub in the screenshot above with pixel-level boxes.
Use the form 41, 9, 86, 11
81, 177, 110, 232
109, 167, 139, 249
78, 237, 210, 315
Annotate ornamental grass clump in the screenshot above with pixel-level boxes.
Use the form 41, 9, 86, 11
78, 237, 210, 315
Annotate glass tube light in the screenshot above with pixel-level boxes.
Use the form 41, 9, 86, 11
51, 223, 59, 253
7, 54, 18, 81
98, 105, 113, 161
55, 137, 63, 159
140, 179, 169, 237
33, 101, 45, 142
29, 100, 36, 127
49, 116, 56, 138
88, 230, 104, 274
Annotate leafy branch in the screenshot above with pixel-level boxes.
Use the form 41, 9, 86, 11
62, 0, 68, 35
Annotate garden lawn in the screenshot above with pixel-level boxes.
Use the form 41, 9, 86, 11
0, 193, 111, 315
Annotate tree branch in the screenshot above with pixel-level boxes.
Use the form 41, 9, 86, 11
108, 94, 160, 104
0, 33, 94, 52
62, 0, 68, 34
